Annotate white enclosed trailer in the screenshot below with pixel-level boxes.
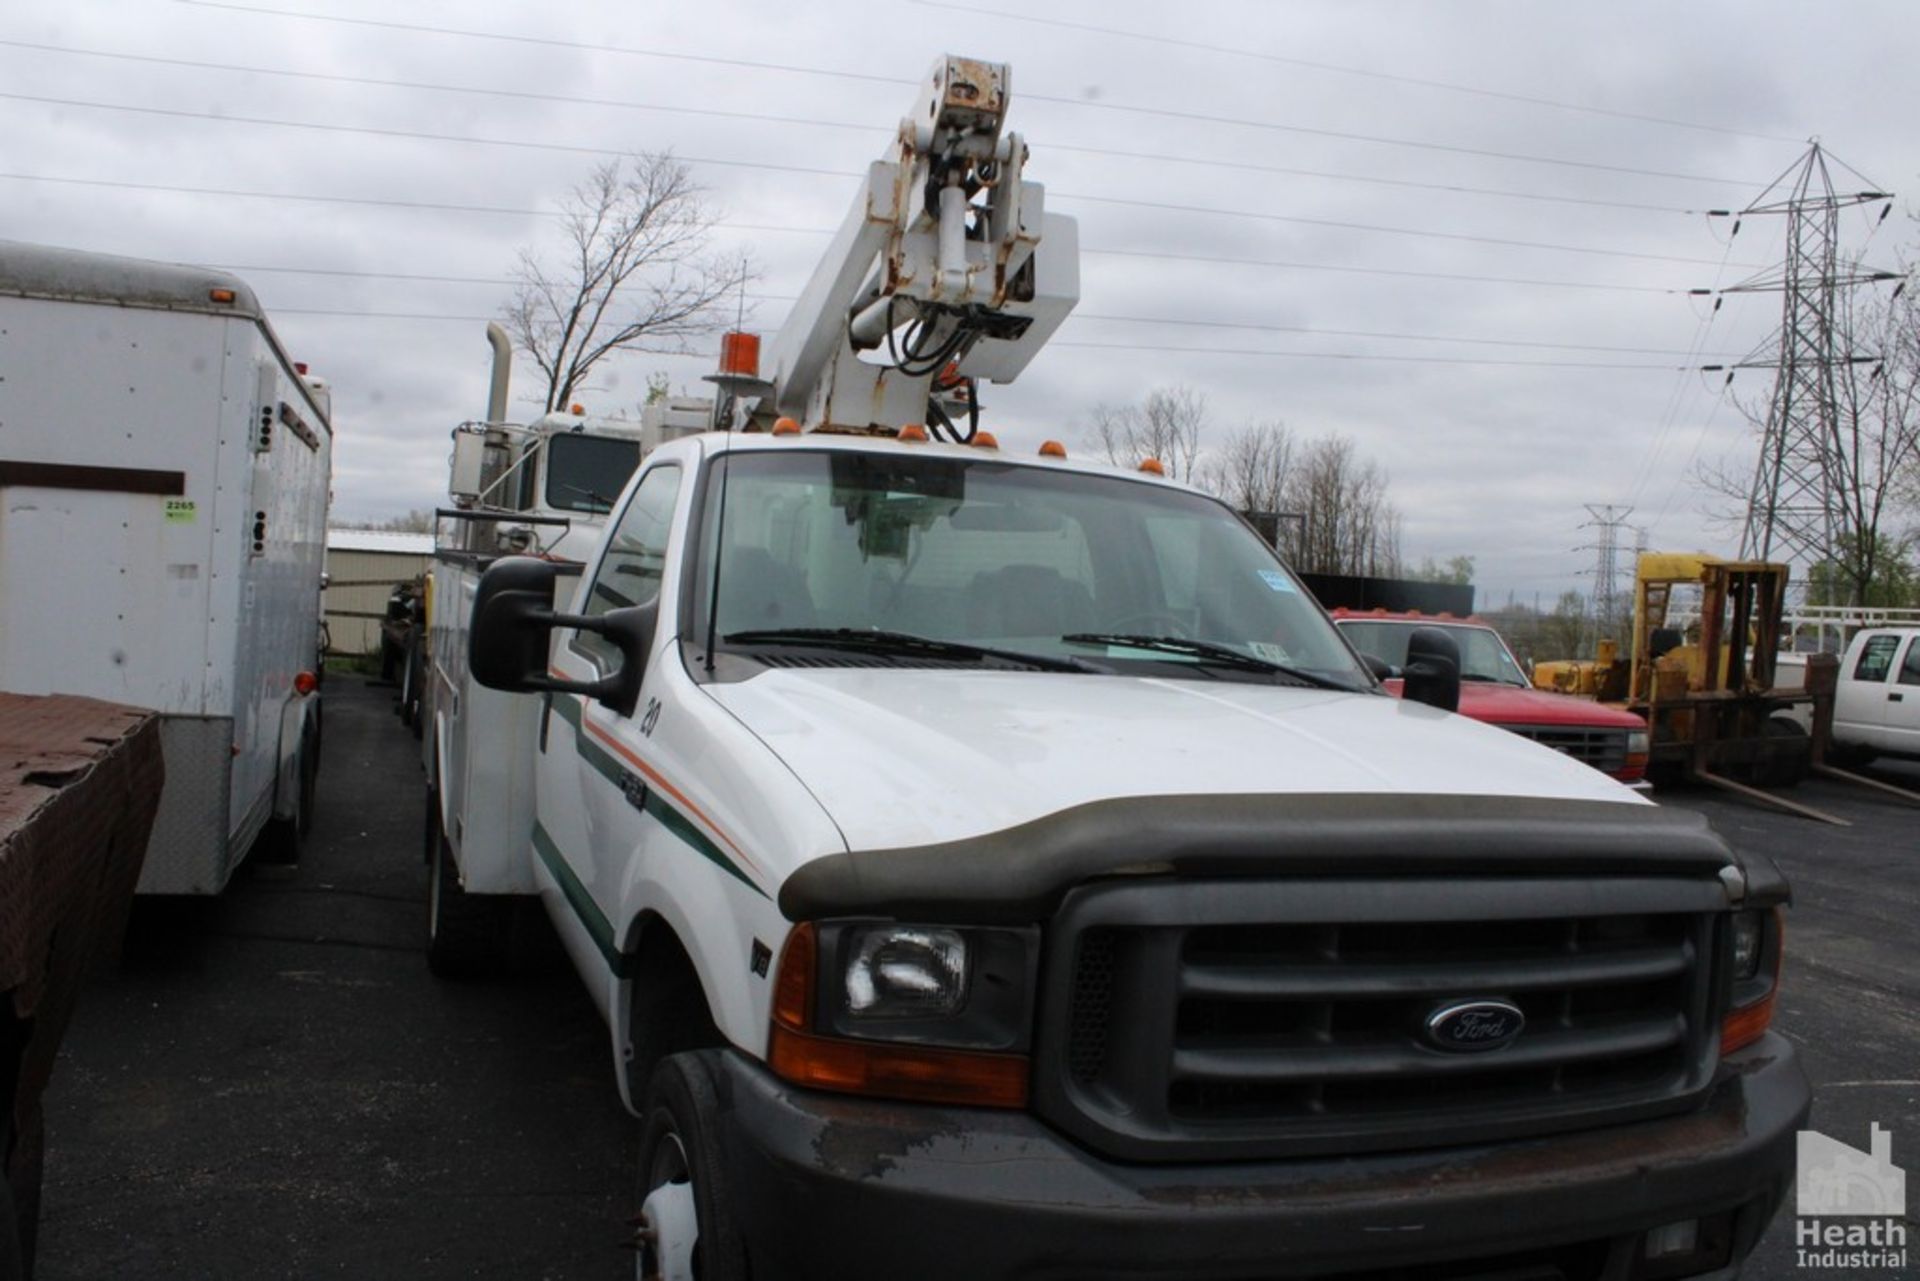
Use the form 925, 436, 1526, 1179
0, 241, 331, 894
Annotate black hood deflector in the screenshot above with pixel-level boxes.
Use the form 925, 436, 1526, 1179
779, 793, 1775, 923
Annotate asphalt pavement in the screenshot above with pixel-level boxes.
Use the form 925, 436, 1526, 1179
36, 676, 631, 1280
32, 676, 1920, 1279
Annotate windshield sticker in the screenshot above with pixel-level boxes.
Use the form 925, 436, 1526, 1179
1257, 569, 1297, 593
1248, 641, 1291, 664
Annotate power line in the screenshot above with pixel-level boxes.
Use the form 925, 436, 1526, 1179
1050, 340, 1692, 370
0, 171, 549, 218
907, 0, 1800, 144
257, 306, 1706, 367
0, 91, 863, 180
1074, 311, 1742, 357
1, 170, 1694, 295
207, 260, 1742, 354
166, 0, 1766, 187
1083, 245, 1681, 293
0, 96, 1743, 269
1063, 193, 1755, 267
0, 39, 1723, 216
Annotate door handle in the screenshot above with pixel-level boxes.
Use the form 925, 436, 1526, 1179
1891, 691, 1905, 702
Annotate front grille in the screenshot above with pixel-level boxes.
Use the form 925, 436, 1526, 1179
1037, 876, 1725, 1162
1504, 723, 1630, 774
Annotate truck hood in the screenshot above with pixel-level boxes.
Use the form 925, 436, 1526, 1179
708, 669, 1639, 853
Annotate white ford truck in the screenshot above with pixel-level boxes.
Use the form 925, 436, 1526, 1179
429, 55, 1807, 1281
1777, 625, 1920, 761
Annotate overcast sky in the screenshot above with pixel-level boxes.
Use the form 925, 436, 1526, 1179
6, 0, 1915, 604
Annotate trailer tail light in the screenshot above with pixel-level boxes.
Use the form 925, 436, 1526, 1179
294, 671, 319, 696
767, 923, 1028, 1109
209, 287, 236, 304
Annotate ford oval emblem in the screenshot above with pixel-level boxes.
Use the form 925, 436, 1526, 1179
1424, 999, 1525, 1052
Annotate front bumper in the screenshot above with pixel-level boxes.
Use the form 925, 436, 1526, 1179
711, 1033, 1809, 1280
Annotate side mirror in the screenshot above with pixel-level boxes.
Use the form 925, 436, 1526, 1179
469, 556, 655, 716
1402, 626, 1461, 712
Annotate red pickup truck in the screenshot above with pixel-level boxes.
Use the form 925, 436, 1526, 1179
1333, 610, 1650, 784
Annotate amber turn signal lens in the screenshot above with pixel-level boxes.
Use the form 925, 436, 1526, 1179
768, 1024, 1029, 1109
1720, 990, 1776, 1054
771, 923, 816, 1032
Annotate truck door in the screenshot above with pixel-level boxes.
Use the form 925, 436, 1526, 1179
535, 462, 685, 970
1836, 632, 1903, 752
1881, 634, 1920, 755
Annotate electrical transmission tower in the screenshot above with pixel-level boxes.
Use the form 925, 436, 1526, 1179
1724, 143, 1896, 573
1578, 504, 1634, 644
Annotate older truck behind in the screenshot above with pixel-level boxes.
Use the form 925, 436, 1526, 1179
430, 56, 1808, 1280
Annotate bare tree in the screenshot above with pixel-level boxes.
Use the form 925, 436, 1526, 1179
502, 154, 752, 413
1281, 433, 1403, 576
1086, 386, 1207, 481
1198, 420, 1295, 516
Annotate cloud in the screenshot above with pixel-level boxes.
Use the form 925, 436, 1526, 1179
5, 0, 1913, 601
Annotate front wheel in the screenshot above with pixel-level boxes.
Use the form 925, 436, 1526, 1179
635, 1052, 748, 1281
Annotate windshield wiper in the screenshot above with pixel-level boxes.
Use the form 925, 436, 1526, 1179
559, 481, 615, 512
1061, 633, 1356, 690
724, 627, 1105, 673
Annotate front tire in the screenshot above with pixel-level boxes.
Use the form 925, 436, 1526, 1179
635, 1052, 748, 1281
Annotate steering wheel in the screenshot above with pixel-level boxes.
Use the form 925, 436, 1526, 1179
1101, 610, 1194, 638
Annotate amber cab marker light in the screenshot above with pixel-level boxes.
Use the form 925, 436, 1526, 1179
1138, 457, 1166, 475
971, 432, 999, 450
771, 416, 802, 437
1038, 440, 1067, 458
208, 287, 236, 304
897, 424, 929, 442
293, 670, 319, 696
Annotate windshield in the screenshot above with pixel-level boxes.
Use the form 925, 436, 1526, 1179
545, 433, 642, 514
692, 449, 1369, 687
1337, 620, 1528, 685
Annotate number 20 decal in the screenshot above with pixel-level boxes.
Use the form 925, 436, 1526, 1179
639, 697, 662, 737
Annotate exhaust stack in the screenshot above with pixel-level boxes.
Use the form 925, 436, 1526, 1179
484, 322, 512, 425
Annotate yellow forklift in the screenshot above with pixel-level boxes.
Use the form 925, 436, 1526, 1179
1535, 553, 1839, 821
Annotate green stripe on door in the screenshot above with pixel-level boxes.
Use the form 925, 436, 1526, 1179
547, 692, 769, 899
531, 820, 633, 978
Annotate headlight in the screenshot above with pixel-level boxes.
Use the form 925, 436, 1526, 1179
1721, 906, 1784, 1056
845, 925, 968, 1017
819, 921, 1037, 1050
1627, 729, 1650, 757
1730, 909, 1764, 980
767, 921, 1037, 1109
